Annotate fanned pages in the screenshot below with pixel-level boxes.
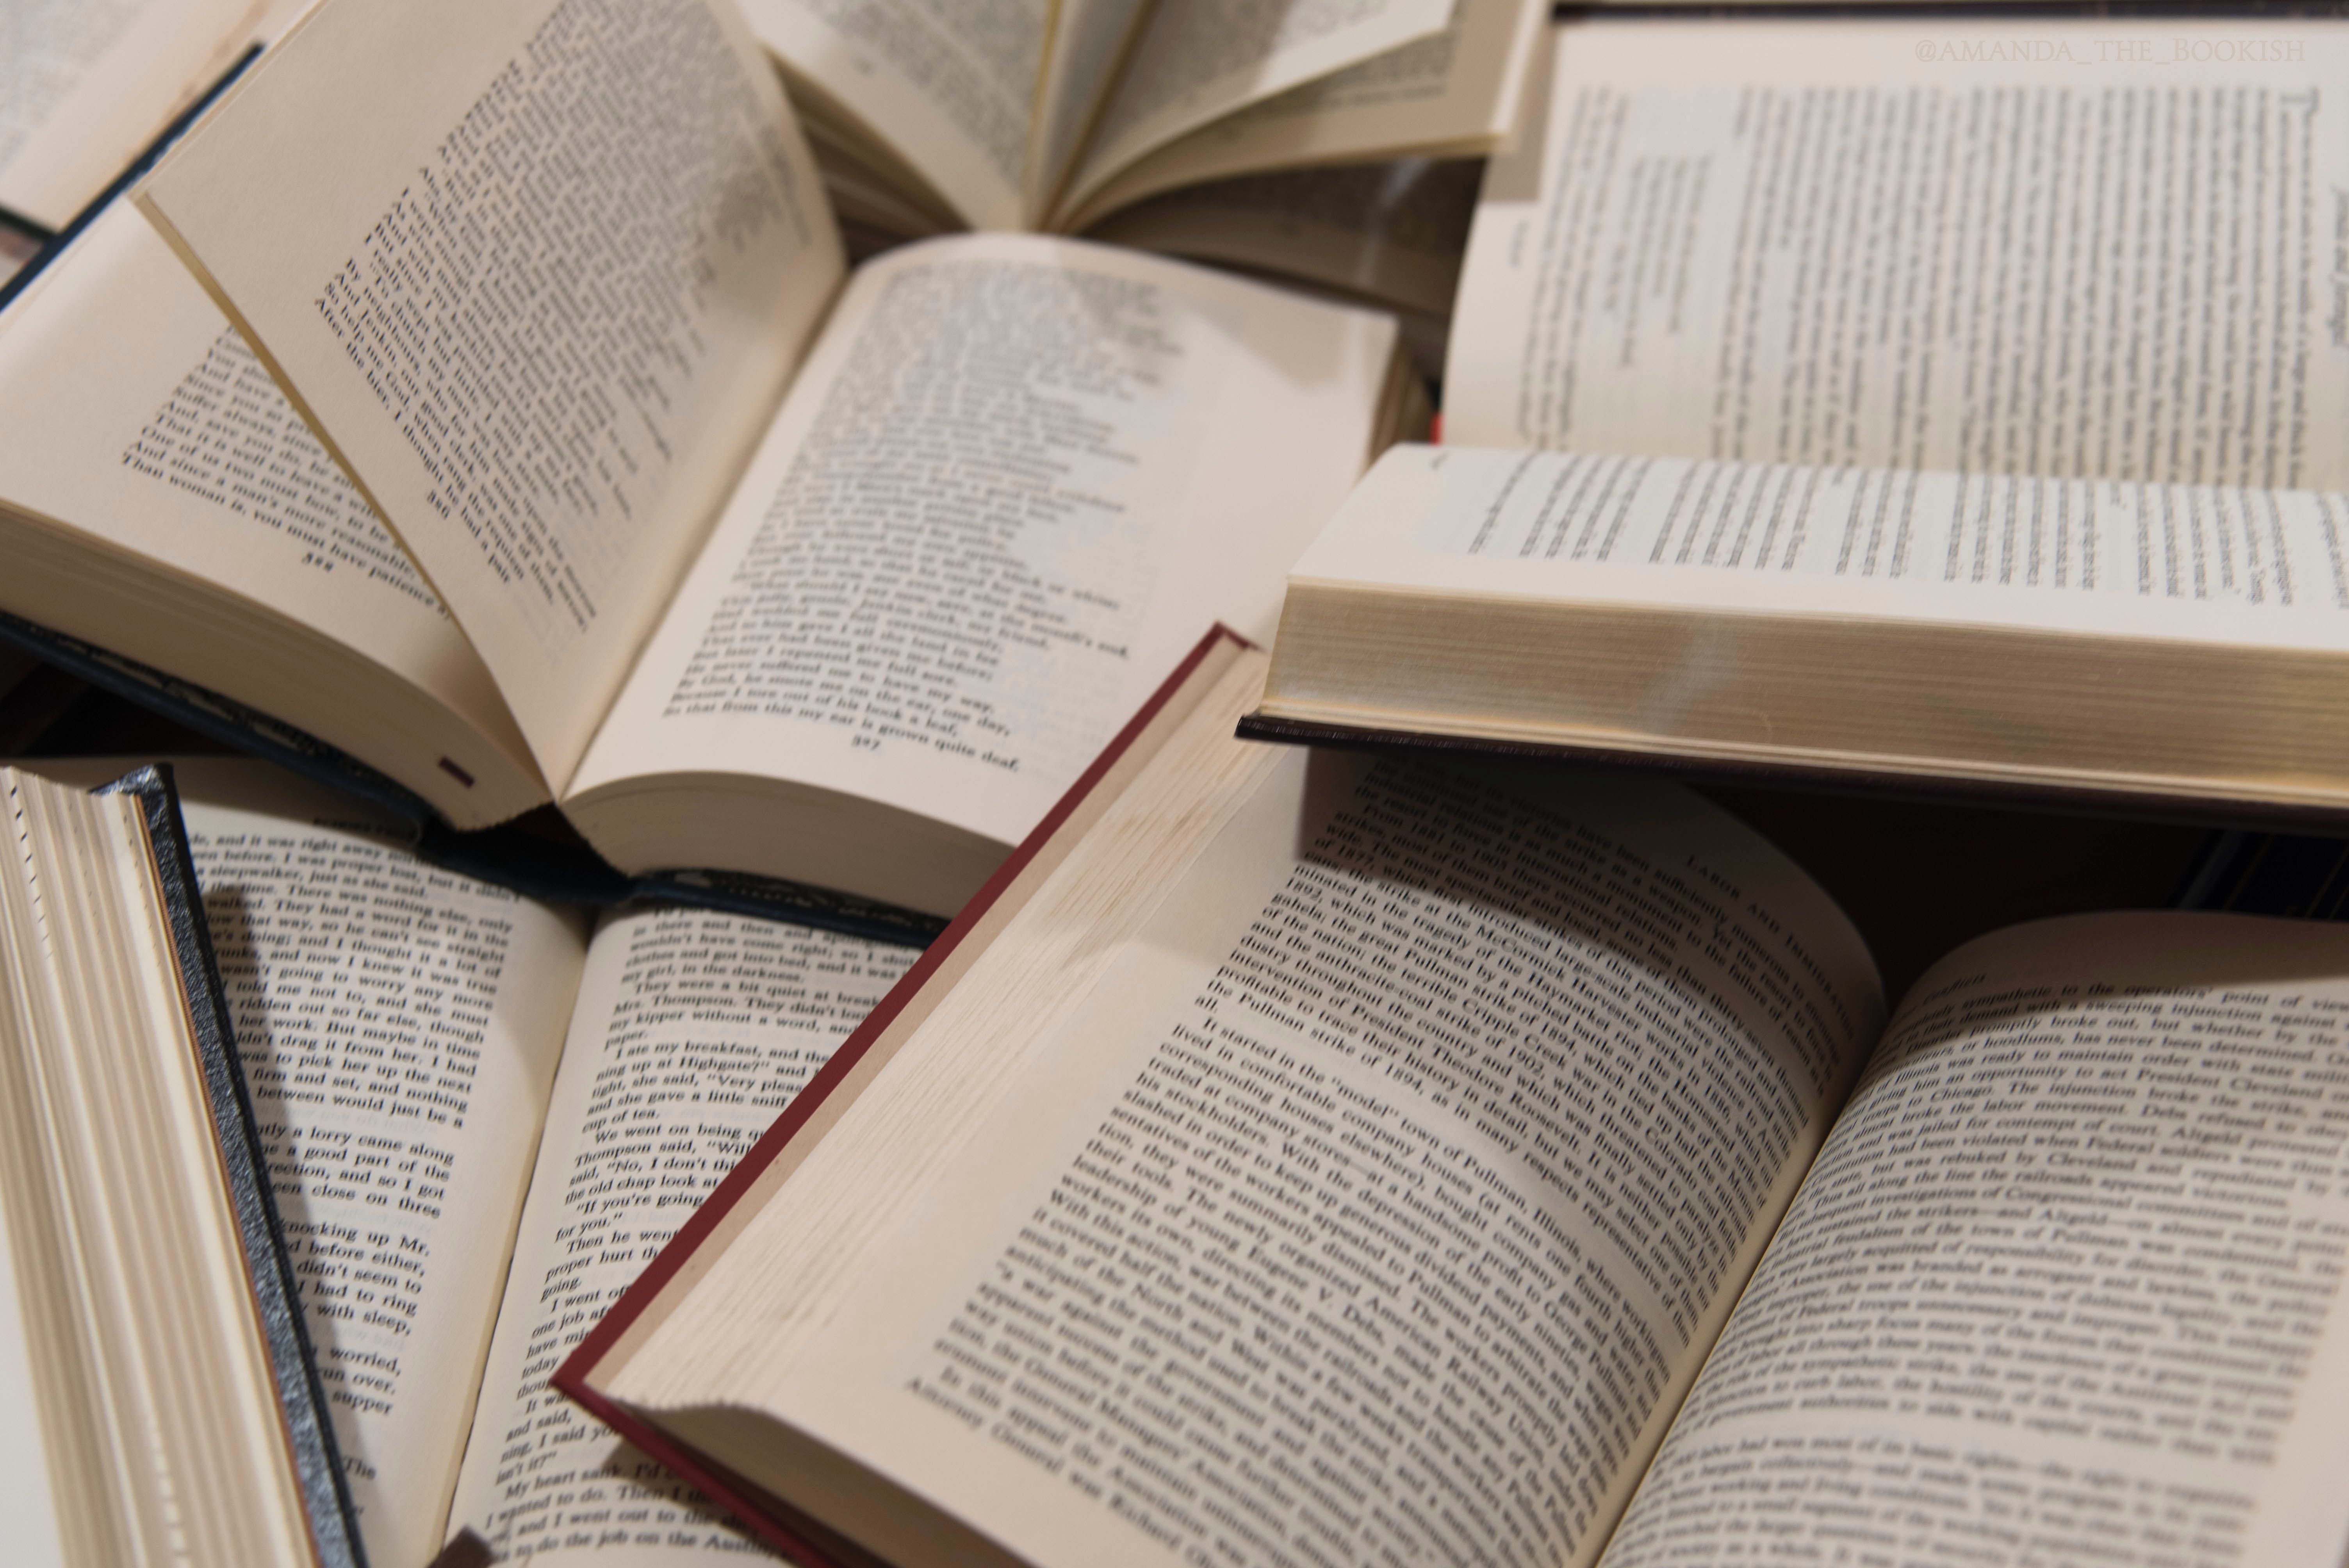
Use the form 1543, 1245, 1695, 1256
23, 754, 923, 1567
728, 0, 1543, 237
1056, 0, 1542, 234
0, 766, 364, 1568
138, 0, 848, 791
127, 0, 1418, 911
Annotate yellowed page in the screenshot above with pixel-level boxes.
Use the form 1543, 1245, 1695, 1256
1447, 17, 2349, 491
0, 205, 545, 826
0, 0, 260, 229
445, 905, 914, 1566
1057, 0, 1540, 230
23, 759, 595, 1568
1603, 913, 2349, 1568
617, 752, 1884, 1568
137, 0, 845, 793
564, 234, 1397, 878
738, 0, 1042, 229
1059, 0, 1452, 222
1291, 445, 2349, 656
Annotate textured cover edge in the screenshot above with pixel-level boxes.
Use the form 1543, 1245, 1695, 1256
98, 764, 369, 1568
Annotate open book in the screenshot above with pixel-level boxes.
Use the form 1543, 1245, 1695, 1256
24, 752, 930, 1568
1245, 16, 2349, 821
0, 764, 362, 1568
0, 0, 1424, 915
559, 637, 2349, 1568
738, 0, 1542, 242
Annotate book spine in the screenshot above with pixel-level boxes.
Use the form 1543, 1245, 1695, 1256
99, 764, 369, 1568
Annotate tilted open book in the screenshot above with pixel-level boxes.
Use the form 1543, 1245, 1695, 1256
22, 752, 934, 1568
1247, 16, 2349, 821
0, 764, 362, 1568
559, 636, 2349, 1568
0, 0, 1424, 915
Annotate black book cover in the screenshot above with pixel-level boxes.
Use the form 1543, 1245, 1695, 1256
95, 763, 369, 1568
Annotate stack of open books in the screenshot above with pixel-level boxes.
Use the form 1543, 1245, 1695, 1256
5, 1, 2349, 1566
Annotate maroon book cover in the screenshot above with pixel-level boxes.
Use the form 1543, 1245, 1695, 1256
553, 624, 1254, 1567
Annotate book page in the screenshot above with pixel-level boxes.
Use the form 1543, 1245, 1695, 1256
621, 750, 1886, 1568
0, 205, 546, 827
126, 760, 591, 1568
137, 0, 845, 792
737, 0, 1045, 230
565, 234, 1397, 867
1301, 444, 2349, 655
1028, 0, 1154, 219
1603, 912, 2349, 1568
0, 0, 258, 229
1447, 18, 2349, 492
1057, 0, 1540, 230
447, 905, 914, 1564
1059, 0, 1453, 223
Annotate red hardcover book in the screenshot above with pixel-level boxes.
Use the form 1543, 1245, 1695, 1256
554, 625, 1257, 1566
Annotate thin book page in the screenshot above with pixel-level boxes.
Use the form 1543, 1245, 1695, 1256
735, 0, 1049, 230
136, 0, 846, 793
1057, 0, 1454, 223
565, 234, 1400, 854
1294, 445, 2349, 652
0, 204, 545, 824
622, 751, 1885, 1568
1057, 0, 1540, 231
1601, 913, 2349, 1568
1445, 17, 2349, 492
1025, 0, 1155, 220
445, 905, 914, 1565
0, 0, 261, 229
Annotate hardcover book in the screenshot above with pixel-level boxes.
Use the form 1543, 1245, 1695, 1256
559, 636, 2349, 1568
1248, 16, 2349, 822
0, 764, 364, 1568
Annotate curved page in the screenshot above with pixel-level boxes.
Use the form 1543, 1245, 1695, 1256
736, 0, 1042, 229
162, 761, 588, 1568
1060, 0, 1451, 221
1604, 913, 2349, 1568
137, 0, 846, 790
446, 905, 914, 1565
613, 752, 1886, 1568
0, 206, 544, 826
565, 235, 1399, 856
1446, 17, 2349, 492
